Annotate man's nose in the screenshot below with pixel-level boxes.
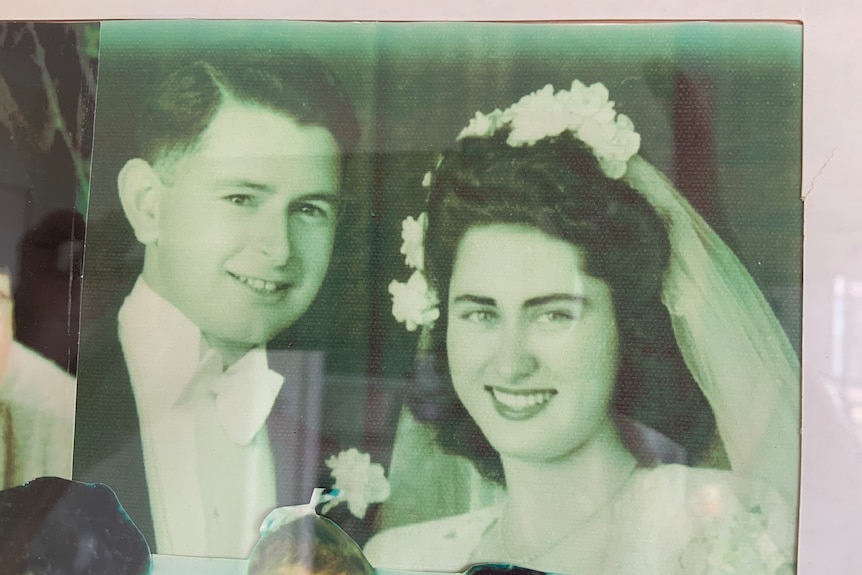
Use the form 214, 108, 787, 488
255, 211, 292, 265
493, 323, 538, 382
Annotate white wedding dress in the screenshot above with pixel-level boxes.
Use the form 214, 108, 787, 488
366, 463, 795, 574
368, 157, 800, 575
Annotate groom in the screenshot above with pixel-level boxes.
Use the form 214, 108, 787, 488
73, 50, 366, 557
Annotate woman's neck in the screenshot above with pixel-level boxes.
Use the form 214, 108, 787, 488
497, 419, 637, 557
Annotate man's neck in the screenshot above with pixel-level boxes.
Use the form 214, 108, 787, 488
203, 335, 256, 370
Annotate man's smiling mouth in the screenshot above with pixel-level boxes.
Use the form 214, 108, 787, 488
228, 272, 292, 294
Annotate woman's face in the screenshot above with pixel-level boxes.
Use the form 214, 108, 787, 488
447, 224, 620, 464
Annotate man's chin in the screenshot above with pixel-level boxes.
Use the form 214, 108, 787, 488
203, 323, 296, 353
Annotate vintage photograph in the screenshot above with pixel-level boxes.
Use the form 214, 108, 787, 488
74, 20, 801, 574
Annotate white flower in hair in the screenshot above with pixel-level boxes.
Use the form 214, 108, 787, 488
400, 213, 428, 270
579, 112, 641, 180
561, 80, 616, 126
453, 79, 640, 180
506, 84, 571, 146
457, 108, 506, 141
324, 449, 391, 520
388, 270, 440, 331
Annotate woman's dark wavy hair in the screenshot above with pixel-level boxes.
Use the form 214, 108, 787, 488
413, 129, 716, 483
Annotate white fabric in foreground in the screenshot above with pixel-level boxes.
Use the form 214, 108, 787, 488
366, 465, 796, 574
0, 341, 75, 488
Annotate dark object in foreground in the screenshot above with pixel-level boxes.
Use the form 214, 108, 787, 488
248, 513, 373, 575
0, 476, 152, 575
464, 564, 547, 575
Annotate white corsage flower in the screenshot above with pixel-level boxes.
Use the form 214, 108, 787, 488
400, 213, 428, 270
325, 449, 391, 519
389, 270, 440, 331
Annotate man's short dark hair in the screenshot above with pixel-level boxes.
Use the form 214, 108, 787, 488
137, 50, 360, 167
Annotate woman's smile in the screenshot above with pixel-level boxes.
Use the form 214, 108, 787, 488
485, 386, 558, 420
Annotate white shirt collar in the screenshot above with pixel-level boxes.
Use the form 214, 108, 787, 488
118, 277, 285, 445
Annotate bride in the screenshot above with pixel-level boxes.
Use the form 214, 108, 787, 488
366, 81, 799, 574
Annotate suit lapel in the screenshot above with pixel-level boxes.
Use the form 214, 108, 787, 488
265, 348, 386, 547
73, 312, 156, 550
266, 349, 337, 508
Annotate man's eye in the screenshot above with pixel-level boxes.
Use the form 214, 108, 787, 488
224, 194, 254, 206
293, 202, 334, 220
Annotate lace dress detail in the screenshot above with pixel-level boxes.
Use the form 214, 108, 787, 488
365, 466, 796, 575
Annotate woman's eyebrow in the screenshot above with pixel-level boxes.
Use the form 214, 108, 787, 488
452, 294, 496, 306
523, 293, 585, 308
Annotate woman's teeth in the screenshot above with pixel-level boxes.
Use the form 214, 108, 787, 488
489, 387, 555, 410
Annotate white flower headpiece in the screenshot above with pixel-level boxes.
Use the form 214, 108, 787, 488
388, 213, 440, 333
389, 80, 641, 332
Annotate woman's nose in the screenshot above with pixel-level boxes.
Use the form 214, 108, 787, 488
493, 324, 538, 382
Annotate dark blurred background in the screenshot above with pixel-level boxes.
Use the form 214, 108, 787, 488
0, 22, 98, 375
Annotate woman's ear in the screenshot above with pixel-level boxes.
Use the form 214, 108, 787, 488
118, 159, 163, 245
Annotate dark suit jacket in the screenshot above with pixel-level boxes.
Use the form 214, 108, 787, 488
73, 311, 383, 554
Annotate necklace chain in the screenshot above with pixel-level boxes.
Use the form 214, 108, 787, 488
494, 463, 638, 567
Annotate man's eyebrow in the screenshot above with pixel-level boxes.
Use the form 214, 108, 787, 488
523, 294, 585, 308
288, 192, 341, 204
214, 180, 341, 202
214, 178, 274, 192
452, 294, 496, 306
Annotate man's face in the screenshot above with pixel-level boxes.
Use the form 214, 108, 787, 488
142, 102, 341, 362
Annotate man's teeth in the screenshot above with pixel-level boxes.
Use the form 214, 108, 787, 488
234, 274, 283, 293
490, 388, 555, 410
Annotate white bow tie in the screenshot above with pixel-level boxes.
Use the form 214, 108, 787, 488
180, 348, 285, 446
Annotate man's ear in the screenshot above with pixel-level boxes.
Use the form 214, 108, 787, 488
118, 159, 163, 245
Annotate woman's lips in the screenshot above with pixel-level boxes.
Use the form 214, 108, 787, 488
485, 386, 557, 421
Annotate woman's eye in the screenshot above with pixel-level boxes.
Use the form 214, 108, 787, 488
535, 310, 577, 325
462, 310, 498, 325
